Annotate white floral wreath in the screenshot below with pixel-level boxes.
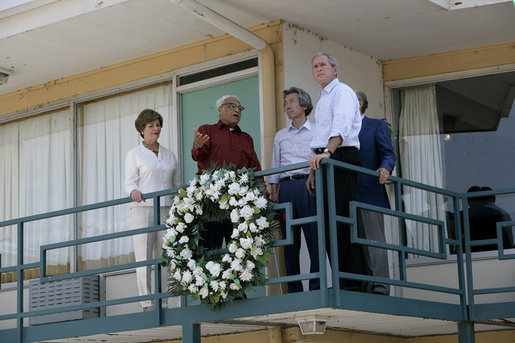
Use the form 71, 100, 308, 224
162, 166, 275, 309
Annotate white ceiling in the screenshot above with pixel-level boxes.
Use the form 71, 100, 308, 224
0, 0, 514, 96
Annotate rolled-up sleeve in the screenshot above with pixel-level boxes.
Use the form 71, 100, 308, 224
330, 88, 357, 141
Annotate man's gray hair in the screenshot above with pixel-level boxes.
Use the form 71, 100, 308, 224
312, 52, 339, 68
355, 91, 368, 114
216, 95, 241, 109
282, 87, 313, 117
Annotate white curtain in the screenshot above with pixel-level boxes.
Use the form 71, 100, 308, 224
79, 84, 177, 269
399, 85, 446, 253
0, 110, 73, 270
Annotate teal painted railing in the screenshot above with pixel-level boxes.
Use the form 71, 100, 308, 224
0, 159, 514, 342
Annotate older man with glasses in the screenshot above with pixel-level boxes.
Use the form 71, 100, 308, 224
191, 95, 262, 251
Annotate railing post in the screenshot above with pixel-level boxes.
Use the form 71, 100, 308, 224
17, 222, 24, 343
315, 167, 329, 306
457, 321, 475, 343
182, 322, 201, 343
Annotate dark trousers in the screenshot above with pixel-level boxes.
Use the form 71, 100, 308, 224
200, 220, 232, 250
358, 209, 390, 294
279, 178, 319, 293
323, 147, 366, 290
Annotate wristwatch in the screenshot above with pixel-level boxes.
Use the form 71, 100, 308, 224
323, 148, 332, 157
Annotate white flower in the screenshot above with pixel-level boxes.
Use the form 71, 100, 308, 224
222, 269, 233, 279
246, 260, 255, 270
231, 228, 239, 239
200, 173, 210, 184
256, 216, 269, 229
180, 248, 192, 259
220, 291, 228, 299
235, 248, 246, 259
166, 213, 176, 225
164, 228, 177, 242
240, 205, 254, 220
166, 248, 175, 258
248, 223, 257, 232
208, 263, 221, 277
237, 222, 248, 233
239, 269, 253, 282
195, 206, 203, 215
187, 259, 196, 270
219, 201, 229, 210
182, 270, 192, 284
179, 236, 189, 244
239, 186, 249, 195
228, 183, 240, 195
195, 276, 205, 286
251, 246, 263, 258
173, 270, 182, 281
254, 235, 265, 247
188, 284, 198, 293
193, 266, 203, 276
210, 280, 220, 292
222, 254, 232, 263
199, 286, 209, 298
230, 209, 240, 223
239, 173, 249, 184
231, 259, 243, 271
219, 281, 227, 290
254, 196, 267, 209
186, 185, 196, 196
176, 222, 186, 233
228, 242, 238, 253
245, 191, 256, 202
230, 282, 241, 290
184, 213, 194, 224
229, 197, 238, 207
239, 237, 253, 250
228, 171, 236, 180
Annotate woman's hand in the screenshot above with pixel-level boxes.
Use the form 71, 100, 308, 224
130, 189, 144, 203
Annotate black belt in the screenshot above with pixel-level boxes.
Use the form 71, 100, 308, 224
279, 174, 309, 183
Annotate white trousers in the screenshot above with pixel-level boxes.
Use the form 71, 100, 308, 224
131, 206, 169, 309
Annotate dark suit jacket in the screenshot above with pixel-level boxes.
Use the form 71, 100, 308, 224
356, 116, 396, 209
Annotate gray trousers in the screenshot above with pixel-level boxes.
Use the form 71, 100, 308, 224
358, 209, 390, 295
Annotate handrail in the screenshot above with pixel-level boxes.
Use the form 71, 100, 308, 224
0, 160, 514, 342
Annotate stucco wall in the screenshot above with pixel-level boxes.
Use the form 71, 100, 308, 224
282, 22, 385, 123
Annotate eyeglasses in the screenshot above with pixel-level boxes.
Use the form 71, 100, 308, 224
222, 102, 245, 111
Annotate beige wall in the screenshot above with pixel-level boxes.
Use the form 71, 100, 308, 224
382, 42, 515, 82
0, 20, 284, 118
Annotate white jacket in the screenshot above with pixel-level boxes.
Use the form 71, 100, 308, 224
124, 144, 181, 208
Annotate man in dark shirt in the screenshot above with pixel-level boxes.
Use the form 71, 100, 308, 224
191, 95, 262, 249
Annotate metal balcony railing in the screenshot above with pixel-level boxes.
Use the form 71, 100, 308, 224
0, 159, 514, 343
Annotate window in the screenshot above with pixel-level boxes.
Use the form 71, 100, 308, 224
0, 108, 73, 281
395, 71, 515, 253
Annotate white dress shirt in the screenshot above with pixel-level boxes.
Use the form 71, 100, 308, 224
310, 78, 361, 150
269, 120, 315, 184
124, 144, 181, 208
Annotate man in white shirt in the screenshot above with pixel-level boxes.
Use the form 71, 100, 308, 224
269, 87, 319, 293
307, 52, 365, 291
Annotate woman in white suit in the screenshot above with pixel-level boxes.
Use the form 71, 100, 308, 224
124, 109, 181, 311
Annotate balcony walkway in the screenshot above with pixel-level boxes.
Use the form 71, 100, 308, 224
1, 160, 514, 343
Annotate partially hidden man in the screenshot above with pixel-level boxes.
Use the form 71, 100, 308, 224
191, 95, 262, 251
269, 87, 319, 293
